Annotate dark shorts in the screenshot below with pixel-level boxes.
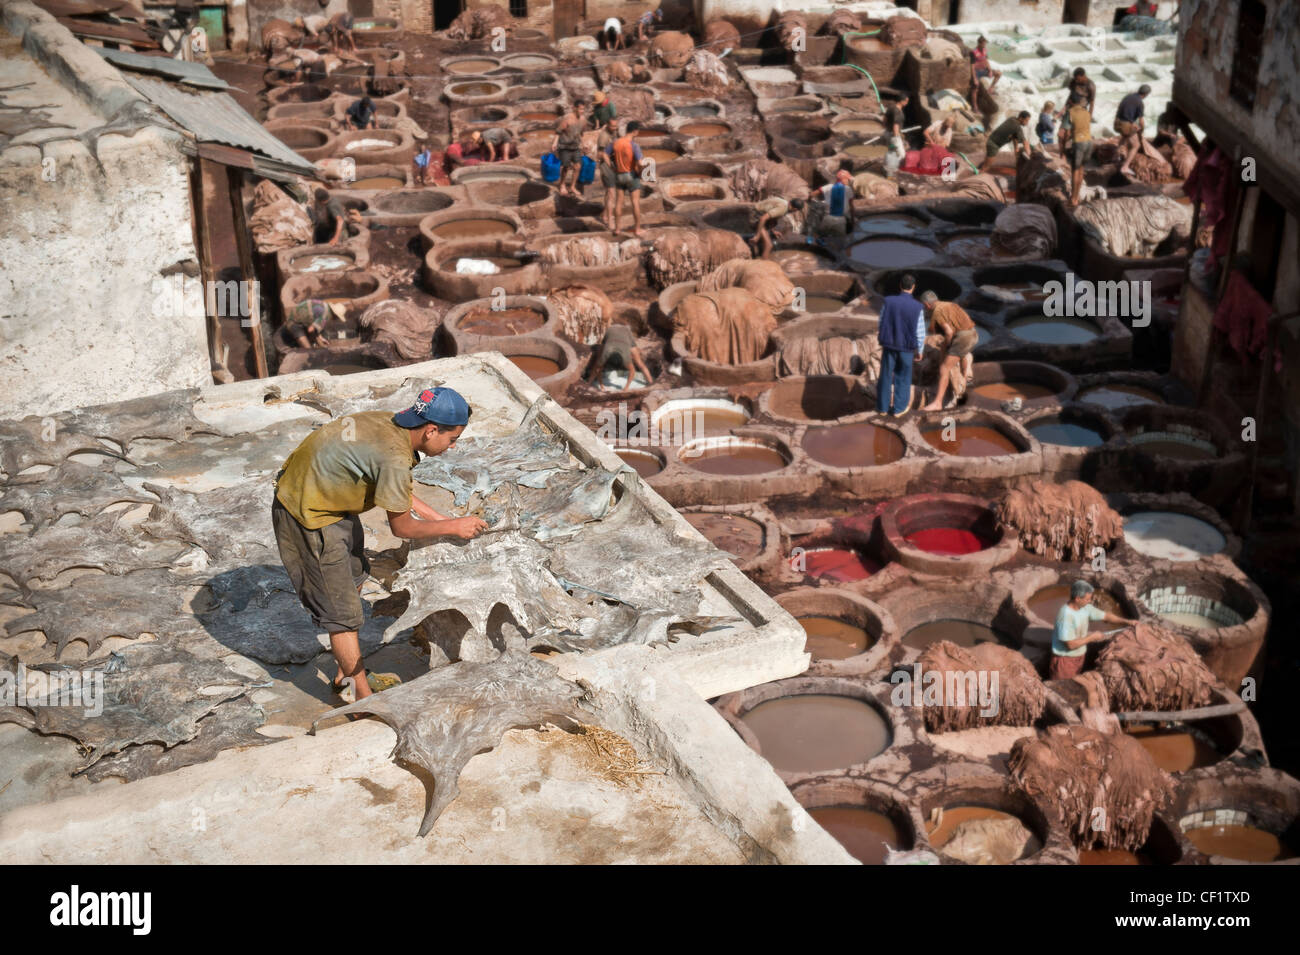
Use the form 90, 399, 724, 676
974, 66, 991, 79
615, 171, 641, 191
271, 496, 368, 634
1068, 140, 1093, 170
947, 328, 980, 358
600, 162, 616, 188
558, 146, 582, 168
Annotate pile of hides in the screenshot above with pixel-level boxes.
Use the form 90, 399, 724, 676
922, 36, 964, 62
684, 49, 730, 92
852, 170, 900, 201
539, 235, 642, 268
315, 157, 353, 181
821, 10, 860, 35
914, 641, 1048, 732
1093, 623, 1220, 713
647, 227, 750, 288
992, 203, 1056, 258
358, 300, 438, 360
901, 143, 953, 176
702, 19, 740, 53
776, 335, 880, 379
605, 60, 632, 83
1170, 139, 1197, 179
937, 815, 1036, 865
550, 285, 613, 345
248, 180, 312, 253
775, 12, 806, 49
1015, 150, 1071, 205
697, 258, 794, 315
1009, 725, 1175, 851
1074, 196, 1192, 257
728, 159, 810, 202
938, 173, 1006, 203
1124, 137, 1174, 184
649, 31, 695, 69
378, 113, 429, 142
445, 6, 512, 40
673, 288, 775, 365
260, 18, 296, 53
606, 86, 656, 123
881, 14, 927, 48
995, 479, 1124, 561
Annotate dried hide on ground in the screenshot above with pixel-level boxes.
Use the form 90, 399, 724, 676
995, 479, 1124, 561
1094, 623, 1220, 713
702, 19, 740, 53
550, 285, 613, 345
673, 288, 775, 365
852, 170, 900, 201
992, 203, 1056, 258
314, 651, 591, 836
445, 6, 512, 40
697, 258, 794, 315
1009, 724, 1175, 850
915, 641, 1047, 732
647, 228, 750, 288
249, 180, 312, 253
1074, 195, 1192, 257
359, 300, 438, 360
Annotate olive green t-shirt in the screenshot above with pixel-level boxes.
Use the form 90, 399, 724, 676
275, 410, 416, 529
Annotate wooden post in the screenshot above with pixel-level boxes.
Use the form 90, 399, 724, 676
189, 158, 223, 373
227, 166, 269, 379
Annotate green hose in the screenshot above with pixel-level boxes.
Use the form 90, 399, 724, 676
839, 31, 885, 107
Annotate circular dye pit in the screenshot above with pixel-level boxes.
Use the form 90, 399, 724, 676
348, 176, 405, 190
903, 527, 993, 556
970, 381, 1056, 402
1126, 724, 1222, 773
1027, 584, 1120, 628
518, 128, 554, 144
642, 147, 683, 165
1183, 819, 1295, 862
683, 512, 765, 564
294, 254, 353, 273
802, 423, 905, 468
447, 59, 498, 74
853, 215, 928, 237
1028, 417, 1106, 447
772, 248, 836, 272
902, 619, 1010, 650
508, 355, 561, 380
809, 807, 904, 864
678, 122, 729, 138
428, 218, 517, 240
1076, 383, 1164, 410
982, 281, 1050, 303
843, 143, 887, 160
1007, 316, 1100, 345
1140, 586, 1245, 631
922, 424, 1021, 457
679, 438, 788, 475
455, 256, 524, 272
740, 695, 890, 773
518, 111, 560, 122
848, 238, 935, 269
794, 547, 879, 582
344, 137, 399, 153
614, 448, 663, 477
1123, 511, 1226, 562
450, 83, 501, 97
928, 805, 1043, 861
651, 398, 750, 441
942, 234, 1018, 262
833, 118, 885, 137
797, 616, 874, 660
457, 306, 545, 336
1078, 847, 1147, 865
676, 104, 722, 118
1129, 431, 1218, 462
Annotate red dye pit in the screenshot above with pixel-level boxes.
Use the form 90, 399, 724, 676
904, 527, 991, 555
796, 547, 879, 582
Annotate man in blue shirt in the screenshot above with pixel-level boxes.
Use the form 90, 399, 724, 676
345, 96, 376, 131
876, 274, 926, 416
1115, 84, 1150, 178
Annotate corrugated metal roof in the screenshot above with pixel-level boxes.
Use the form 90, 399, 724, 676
124, 75, 316, 178
96, 48, 230, 90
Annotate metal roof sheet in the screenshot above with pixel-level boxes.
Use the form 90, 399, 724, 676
96, 48, 230, 89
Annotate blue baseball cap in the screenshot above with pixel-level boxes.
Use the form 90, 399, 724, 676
393, 386, 471, 428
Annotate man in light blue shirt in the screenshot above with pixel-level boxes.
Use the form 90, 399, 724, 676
1050, 580, 1135, 679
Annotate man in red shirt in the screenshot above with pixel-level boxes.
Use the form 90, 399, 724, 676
969, 36, 1002, 98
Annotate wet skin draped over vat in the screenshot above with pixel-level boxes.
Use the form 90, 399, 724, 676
740, 695, 890, 773
928, 806, 1043, 859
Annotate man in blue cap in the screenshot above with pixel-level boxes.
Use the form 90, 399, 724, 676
272, 387, 487, 699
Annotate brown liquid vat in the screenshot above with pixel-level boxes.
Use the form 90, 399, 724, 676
915, 778, 1064, 865
762, 375, 877, 425
1172, 770, 1300, 864
773, 588, 896, 676
964, 360, 1076, 412
790, 779, 920, 865
680, 504, 784, 578
279, 269, 387, 324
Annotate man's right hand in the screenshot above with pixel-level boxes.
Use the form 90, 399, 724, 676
446, 516, 488, 540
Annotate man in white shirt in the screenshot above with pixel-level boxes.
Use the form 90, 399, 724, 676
1050, 580, 1135, 679
604, 17, 625, 50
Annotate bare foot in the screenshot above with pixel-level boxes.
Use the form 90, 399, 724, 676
633, 228, 645, 237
